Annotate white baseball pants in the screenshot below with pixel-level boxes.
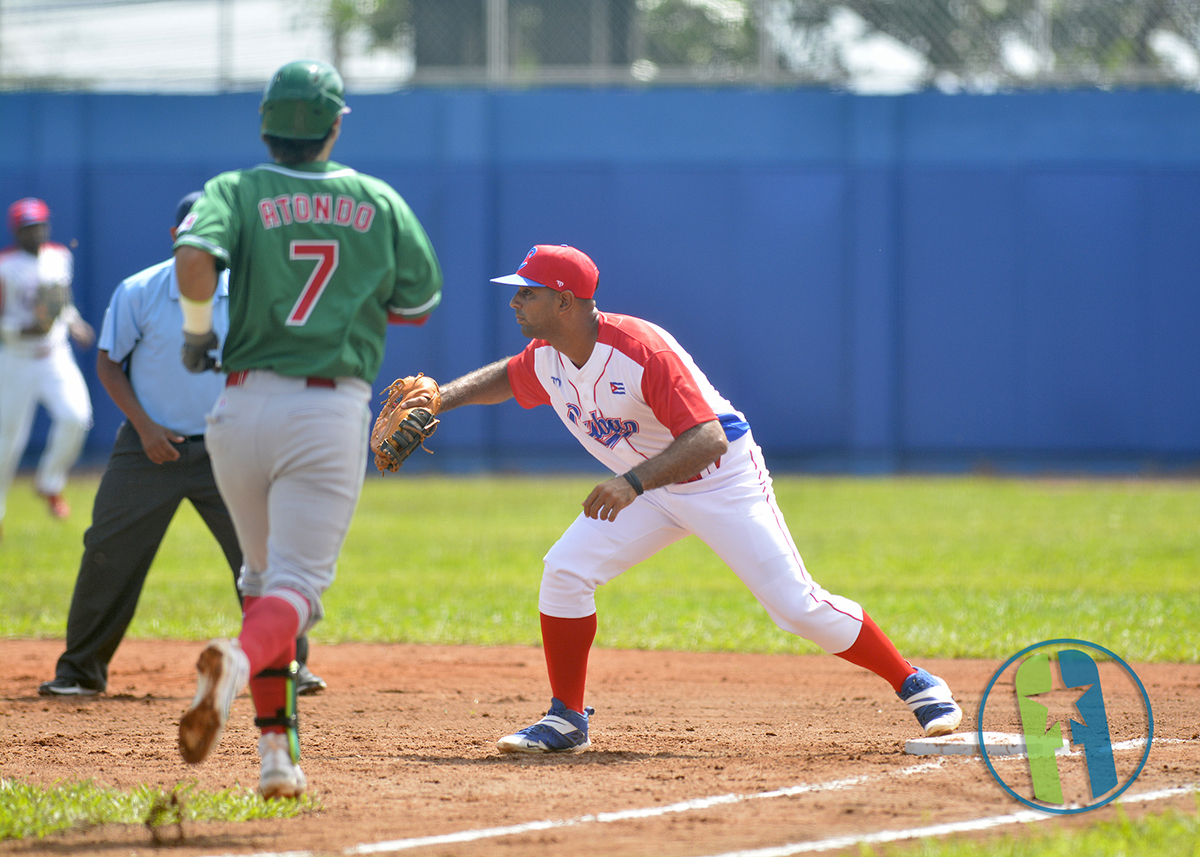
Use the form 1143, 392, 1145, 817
204, 370, 371, 634
0, 343, 92, 519
537, 433, 865, 655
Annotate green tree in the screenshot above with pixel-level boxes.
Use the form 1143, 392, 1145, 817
768, 0, 1197, 88
640, 0, 759, 70
309, 0, 1199, 88
316, 0, 410, 69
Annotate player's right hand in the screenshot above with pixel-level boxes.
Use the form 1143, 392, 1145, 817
581, 476, 638, 522
181, 329, 220, 373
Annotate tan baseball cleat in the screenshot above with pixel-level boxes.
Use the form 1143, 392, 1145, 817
179, 639, 250, 764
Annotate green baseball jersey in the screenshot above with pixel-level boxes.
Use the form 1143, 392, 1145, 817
174, 160, 442, 382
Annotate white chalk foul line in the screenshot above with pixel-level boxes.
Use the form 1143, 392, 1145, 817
695, 784, 1200, 857
344, 762, 944, 855
191, 765, 940, 857
195, 749, 1195, 857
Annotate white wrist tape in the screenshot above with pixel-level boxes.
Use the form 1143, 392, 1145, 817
179, 293, 215, 335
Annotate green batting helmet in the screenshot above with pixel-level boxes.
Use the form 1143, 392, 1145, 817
260, 60, 349, 140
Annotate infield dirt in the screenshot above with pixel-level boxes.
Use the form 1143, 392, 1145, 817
2, 639, 1198, 856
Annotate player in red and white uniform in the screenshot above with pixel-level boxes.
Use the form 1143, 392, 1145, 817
0, 198, 94, 532
426, 244, 962, 754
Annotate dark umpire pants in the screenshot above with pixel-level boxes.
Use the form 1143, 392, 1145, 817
53, 421, 310, 691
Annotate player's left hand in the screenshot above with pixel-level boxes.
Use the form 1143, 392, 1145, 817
582, 476, 639, 522
68, 318, 95, 349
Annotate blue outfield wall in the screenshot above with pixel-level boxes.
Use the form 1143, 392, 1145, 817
3, 88, 1200, 473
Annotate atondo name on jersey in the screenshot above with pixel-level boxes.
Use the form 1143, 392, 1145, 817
257, 194, 376, 232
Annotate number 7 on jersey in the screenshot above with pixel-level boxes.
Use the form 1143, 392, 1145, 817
287, 240, 339, 325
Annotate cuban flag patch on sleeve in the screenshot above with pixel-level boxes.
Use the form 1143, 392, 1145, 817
610, 381, 626, 395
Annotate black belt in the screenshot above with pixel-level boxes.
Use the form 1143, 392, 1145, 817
182, 435, 206, 443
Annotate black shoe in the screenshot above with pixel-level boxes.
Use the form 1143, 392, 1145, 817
39, 678, 101, 697
296, 664, 326, 696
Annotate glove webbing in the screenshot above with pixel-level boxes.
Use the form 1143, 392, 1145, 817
253, 662, 301, 762
390, 410, 437, 454
378, 409, 438, 471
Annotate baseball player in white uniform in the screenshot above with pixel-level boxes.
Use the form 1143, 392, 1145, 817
0, 198, 94, 531
416, 244, 962, 753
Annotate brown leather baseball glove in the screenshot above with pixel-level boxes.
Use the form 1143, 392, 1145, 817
370, 373, 441, 473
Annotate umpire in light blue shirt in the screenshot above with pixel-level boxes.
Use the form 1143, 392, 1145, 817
38, 193, 324, 697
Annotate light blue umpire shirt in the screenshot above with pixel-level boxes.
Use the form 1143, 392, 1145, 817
97, 258, 231, 438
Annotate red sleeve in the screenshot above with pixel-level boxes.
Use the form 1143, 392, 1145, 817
387, 310, 430, 326
640, 350, 718, 437
506, 342, 553, 409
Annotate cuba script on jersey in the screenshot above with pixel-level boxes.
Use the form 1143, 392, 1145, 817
508, 312, 749, 485
565, 403, 640, 449
257, 194, 376, 232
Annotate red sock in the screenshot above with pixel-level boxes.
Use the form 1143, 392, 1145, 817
239, 595, 302, 734
238, 595, 301, 672
540, 612, 596, 714
835, 612, 916, 693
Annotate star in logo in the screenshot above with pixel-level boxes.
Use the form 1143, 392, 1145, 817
1026, 681, 1094, 739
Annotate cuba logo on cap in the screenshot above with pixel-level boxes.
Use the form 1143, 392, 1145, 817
978, 639, 1152, 814
517, 246, 537, 270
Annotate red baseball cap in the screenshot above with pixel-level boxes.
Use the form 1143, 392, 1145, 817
7, 197, 51, 235
491, 245, 599, 299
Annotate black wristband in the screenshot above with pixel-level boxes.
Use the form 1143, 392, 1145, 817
622, 470, 644, 496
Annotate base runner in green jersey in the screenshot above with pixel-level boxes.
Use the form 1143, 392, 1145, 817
171, 59, 443, 798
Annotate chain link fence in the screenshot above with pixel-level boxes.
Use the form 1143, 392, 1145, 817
2, 0, 1198, 92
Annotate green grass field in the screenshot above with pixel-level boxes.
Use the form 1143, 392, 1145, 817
4, 472, 1198, 661
2, 471, 1198, 851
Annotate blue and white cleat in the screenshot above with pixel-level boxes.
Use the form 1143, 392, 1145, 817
899, 668, 962, 737
497, 698, 595, 754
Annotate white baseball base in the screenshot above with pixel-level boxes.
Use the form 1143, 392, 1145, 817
905, 731, 1069, 757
